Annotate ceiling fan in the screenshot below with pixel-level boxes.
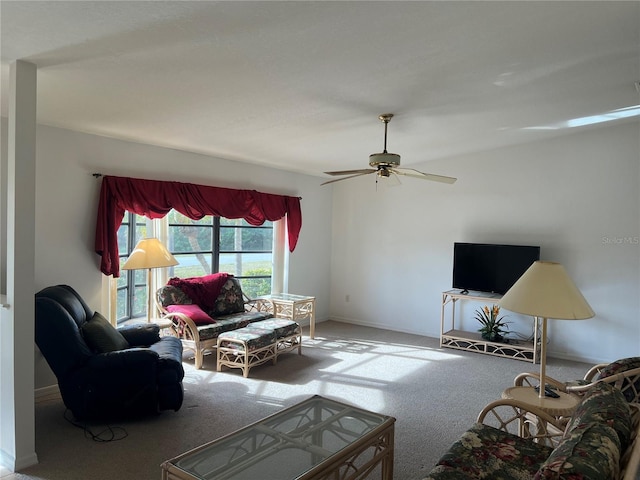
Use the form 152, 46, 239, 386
321, 114, 457, 186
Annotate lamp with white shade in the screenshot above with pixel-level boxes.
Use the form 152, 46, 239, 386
121, 237, 178, 322
498, 261, 595, 398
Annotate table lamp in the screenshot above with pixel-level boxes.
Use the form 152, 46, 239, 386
499, 261, 595, 398
121, 237, 178, 322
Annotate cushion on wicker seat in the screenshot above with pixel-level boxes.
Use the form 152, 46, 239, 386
249, 318, 300, 338
424, 422, 552, 480
594, 357, 640, 381
593, 357, 640, 403
218, 327, 277, 351
195, 312, 273, 341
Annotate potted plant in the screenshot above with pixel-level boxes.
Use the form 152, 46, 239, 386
475, 304, 509, 342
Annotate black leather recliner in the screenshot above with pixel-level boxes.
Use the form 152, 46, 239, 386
35, 284, 184, 420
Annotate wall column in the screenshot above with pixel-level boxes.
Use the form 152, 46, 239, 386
0, 60, 38, 471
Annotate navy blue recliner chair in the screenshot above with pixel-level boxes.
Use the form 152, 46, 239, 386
35, 285, 184, 421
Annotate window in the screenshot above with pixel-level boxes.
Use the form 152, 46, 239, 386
167, 212, 273, 298
116, 212, 148, 323
115, 211, 274, 323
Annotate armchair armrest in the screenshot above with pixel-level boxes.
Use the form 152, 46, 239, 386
244, 297, 271, 313
566, 367, 640, 403
86, 347, 159, 370
149, 336, 183, 364
477, 398, 566, 447
118, 323, 161, 346
162, 312, 200, 341
583, 362, 610, 382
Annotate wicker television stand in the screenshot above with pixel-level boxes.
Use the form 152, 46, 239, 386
440, 289, 540, 363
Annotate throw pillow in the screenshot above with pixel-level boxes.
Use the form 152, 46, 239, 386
81, 312, 130, 353
212, 278, 245, 316
564, 381, 632, 449
166, 304, 216, 325
535, 422, 621, 480
156, 285, 193, 308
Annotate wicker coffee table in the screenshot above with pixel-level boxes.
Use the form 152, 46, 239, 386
161, 395, 395, 480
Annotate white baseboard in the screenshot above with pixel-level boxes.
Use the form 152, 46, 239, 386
328, 316, 601, 365
35, 384, 60, 401
0, 448, 38, 472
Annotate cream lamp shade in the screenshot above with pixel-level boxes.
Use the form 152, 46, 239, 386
499, 261, 594, 398
121, 238, 178, 271
122, 238, 178, 321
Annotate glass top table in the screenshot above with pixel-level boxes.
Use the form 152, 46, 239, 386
258, 293, 317, 339
161, 395, 396, 480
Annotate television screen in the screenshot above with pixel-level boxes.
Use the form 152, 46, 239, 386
452, 243, 540, 295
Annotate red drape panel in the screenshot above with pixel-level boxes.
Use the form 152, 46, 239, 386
95, 176, 302, 277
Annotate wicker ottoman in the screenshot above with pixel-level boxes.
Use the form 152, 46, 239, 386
217, 327, 277, 378
216, 319, 302, 377
248, 318, 302, 358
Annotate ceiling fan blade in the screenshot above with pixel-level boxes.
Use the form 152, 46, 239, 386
321, 170, 376, 185
394, 168, 457, 184
324, 169, 376, 176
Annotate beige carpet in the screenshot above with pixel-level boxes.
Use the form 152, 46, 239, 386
11, 320, 590, 480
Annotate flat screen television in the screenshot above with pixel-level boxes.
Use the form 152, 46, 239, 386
452, 242, 540, 295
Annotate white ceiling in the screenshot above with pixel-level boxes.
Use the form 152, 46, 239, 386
1, 1, 639, 178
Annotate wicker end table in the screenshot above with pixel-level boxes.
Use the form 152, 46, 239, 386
259, 293, 316, 339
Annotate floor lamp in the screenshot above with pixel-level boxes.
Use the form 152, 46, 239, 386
499, 261, 595, 398
121, 238, 178, 322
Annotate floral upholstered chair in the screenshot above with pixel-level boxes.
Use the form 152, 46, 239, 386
424, 382, 640, 480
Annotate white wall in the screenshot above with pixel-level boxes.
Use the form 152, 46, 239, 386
9, 120, 640, 388
329, 122, 640, 364
32, 124, 333, 388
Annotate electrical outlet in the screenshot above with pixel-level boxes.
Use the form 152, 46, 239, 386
345, 294, 350, 302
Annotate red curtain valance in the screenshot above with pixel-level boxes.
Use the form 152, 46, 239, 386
95, 175, 302, 277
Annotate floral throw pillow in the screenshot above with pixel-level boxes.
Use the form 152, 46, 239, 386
212, 278, 245, 316
157, 285, 193, 308
535, 422, 621, 479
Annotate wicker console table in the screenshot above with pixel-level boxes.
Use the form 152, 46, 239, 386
440, 289, 540, 363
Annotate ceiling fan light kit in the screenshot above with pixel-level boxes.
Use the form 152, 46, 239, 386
322, 113, 457, 186
369, 153, 401, 168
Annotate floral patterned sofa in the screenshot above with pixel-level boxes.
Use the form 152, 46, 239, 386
424, 381, 640, 480
156, 274, 274, 369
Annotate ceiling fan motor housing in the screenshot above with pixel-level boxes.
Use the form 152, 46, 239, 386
369, 152, 401, 168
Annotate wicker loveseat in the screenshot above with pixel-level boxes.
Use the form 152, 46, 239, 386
424, 381, 640, 480
156, 273, 273, 369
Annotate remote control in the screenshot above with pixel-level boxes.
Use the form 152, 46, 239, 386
535, 385, 560, 398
